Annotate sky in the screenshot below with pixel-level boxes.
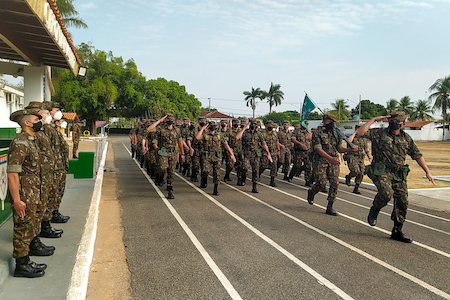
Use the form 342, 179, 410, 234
67, 0, 450, 118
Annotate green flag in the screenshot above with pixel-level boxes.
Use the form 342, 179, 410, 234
301, 94, 316, 121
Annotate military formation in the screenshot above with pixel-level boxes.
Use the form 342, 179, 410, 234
130, 111, 436, 246
7, 102, 72, 278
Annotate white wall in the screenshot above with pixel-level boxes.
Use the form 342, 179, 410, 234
0, 83, 23, 129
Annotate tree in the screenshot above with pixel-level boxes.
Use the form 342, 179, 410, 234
329, 99, 350, 121
386, 98, 399, 113
263, 82, 284, 113
411, 99, 433, 121
56, 0, 88, 29
243, 87, 262, 118
351, 99, 387, 119
398, 96, 414, 119
428, 75, 450, 139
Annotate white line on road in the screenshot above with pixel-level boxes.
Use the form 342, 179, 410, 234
122, 143, 243, 300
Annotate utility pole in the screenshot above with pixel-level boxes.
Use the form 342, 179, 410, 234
208, 97, 211, 112
358, 95, 361, 124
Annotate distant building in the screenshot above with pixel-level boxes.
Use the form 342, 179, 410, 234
0, 82, 24, 137
199, 110, 233, 123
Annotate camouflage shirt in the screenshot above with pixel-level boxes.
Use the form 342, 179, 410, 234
349, 135, 369, 158
201, 131, 227, 154
152, 125, 182, 150
242, 130, 266, 155
7, 132, 41, 205
35, 130, 56, 174
44, 124, 68, 171
73, 123, 82, 141
261, 130, 278, 154
291, 128, 310, 151
312, 126, 341, 159
364, 128, 422, 169
278, 130, 291, 147
227, 127, 242, 150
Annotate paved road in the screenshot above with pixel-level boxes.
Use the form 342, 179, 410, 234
112, 136, 450, 300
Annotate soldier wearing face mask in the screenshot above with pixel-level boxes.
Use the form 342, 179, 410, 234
307, 113, 357, 216
147, 114, 185, 199
224, 119, 242, 184
355, 111, 435, 243
180, 117, 192, 177
277, 120, 292, 181
259, 120, 280, 187
189, 117, 207, 182
288, 121, 312, 183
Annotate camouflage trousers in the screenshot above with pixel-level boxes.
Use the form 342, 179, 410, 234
242, 153, 260, 183
49, 171, 67, 211
292, 151, 312, 181
13, 196, 39, 258
145, 149, 157, 174
310, 159, 339, 202
73, 140, 80, 156
182, 151, 192, 170
259, 152, 278, 177
277, 147, 291, 174
347, 157, 365, 185
157, 151, 178, 186
202, 155, 222, 184
41, 171, 54, 222
226, 149, 243, 178
372, 172, 408, 224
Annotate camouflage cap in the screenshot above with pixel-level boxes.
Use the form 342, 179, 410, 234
26, 101, 51, 111
198, 116, 206, 121
294, 124, 300, 128
249, 118, 258, 124
323, 113, 336, 122
265, 120, 274, 125
389, 111, 406, 123
209, 121, 217, 126
166, 113, 175, 121
220, 120, 228, 124
282, 120, 290, 124
10, 109, 42, 123
42, 101, 62, 110
182, 117, 190, 122
232, 118, 240, 123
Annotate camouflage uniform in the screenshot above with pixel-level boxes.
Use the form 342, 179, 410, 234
8, 132, 41, 258
363, 128, 421, 224
200, 128, 227, 185
277, 123, 292, 177
259, 123, 279, 178
225, 120, 242, 183
346, 135, 369, 186
181, 119, 192, 176
129, 125, 138, 158
289, 125, 311, 182
153, 124, 182, 187
145, 123, 157, 178
241, 127, 266, 183
72, 122, 82, 158
190, 118, 206, 182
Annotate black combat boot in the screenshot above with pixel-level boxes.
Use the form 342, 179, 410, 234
213, 184, 220, 196
390, 222, 412, 243
367, 206, 380, 226
157, 175, 164, 187
186, 168, 191, 177
283, 172, 289, 181
321, 187, 328, 193
40, 221, 62, 238
252, 182, 259, 193
131, 149, 135, 158
304, 179, 313, 187
237, 177, 242, 186
223, 172, 231, 182
140, 157, 145, 168
52, 210, 70, 223
307, 189, 315, 205
167, 186, 174, 199
241, 177, 246, 186
326, 201, 338, 216
191, 172, 198, 182
269, 176, 277, 187
352, 184, 361, 194
29, 236, 55, 256
345, 174, 351, 186
200, 177, 207, 188
288, 168, 296, 182
14, 256, 45, 278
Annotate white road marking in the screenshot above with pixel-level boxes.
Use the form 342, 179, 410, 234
123, 143, 243, 300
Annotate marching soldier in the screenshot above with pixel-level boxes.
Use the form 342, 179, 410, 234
147, 114, 185, 199
288, 121, 311, 182
129, 123, 138, 158
278, 120, 292, 180
307, 114, 357, 216
142, 119, 157, 178
181, 117, 192, 177
259, 120, 280, 187
196, 121, 236, 195
190, 117, 206, 182
236, 118, 272, 193
345, 125, 372, 194
225, 119, 243, 184
72, 120, 82, 159
355, 112, 435, 242
7, 109, 48, 277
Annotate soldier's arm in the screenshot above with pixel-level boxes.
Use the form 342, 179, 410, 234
236, 123, 249, 140
196, 124, 208, 140
7, 173, 26, 218
148, 115, 168, 133
415, 156, 436, 185
225, 144, 236, 162
355, 115, 390, 136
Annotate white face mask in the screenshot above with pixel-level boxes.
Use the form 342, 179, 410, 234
60, 121, 68, 129
53, 111, 63, 121
44, 114, 52, 125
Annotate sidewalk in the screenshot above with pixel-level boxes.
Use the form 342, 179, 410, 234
0, 139, 106, 300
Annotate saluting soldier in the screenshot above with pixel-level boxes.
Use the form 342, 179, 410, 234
225, 119, 243, 184
345, 125, 372, 194
196, 121, 235, 195
147, 114, 185, 199
236, 118, 272, 193
277, 120, 292, 180
7, 109, 49, 278
288, 121, 311, 182
355, 112, 435, 243
259, 120, 280, 187
181, 117, 192, 177
72, 120, 82, 159
190, 117, 206, 182
307, 114, 357, 216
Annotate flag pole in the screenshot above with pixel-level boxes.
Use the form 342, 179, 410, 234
304, 91, 324, 114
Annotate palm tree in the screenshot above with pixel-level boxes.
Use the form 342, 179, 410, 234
398, 96, 414, 120
265, 82, 284, 113
243, 87, 262, 118
428, 75, 450, 139
56, 0, 88, 29
411, 99, 433, 121
386, 98, 399, 113
330, 99, 350, 122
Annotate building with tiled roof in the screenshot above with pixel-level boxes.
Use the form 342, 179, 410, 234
200, 110, 233, 123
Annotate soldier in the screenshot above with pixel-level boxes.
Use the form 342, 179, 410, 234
277, 120, 292, 180
72, 121, 82, 159
225, 119, 243, 184
181, 117, 192, 177
142, 120, 156, 178
42, 101, 70, 226
345, 125, 372, 194
129, 123, 138, 158
307, 114, 357, 216
190, 117, 206, 182
196, 121, 236, 195
147, 114, 185, 199
288, 121, 311, 182
7, 109, 49, 278
355, 112, 435, 243
259, 120, 280, 187
236, 118, 272, 193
